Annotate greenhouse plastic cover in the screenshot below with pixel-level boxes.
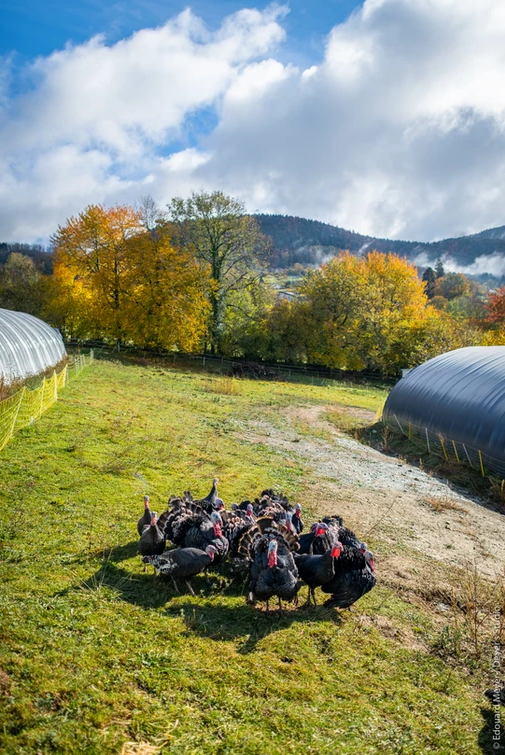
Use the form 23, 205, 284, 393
0, 308, 66, 385
383, 346, 505, 464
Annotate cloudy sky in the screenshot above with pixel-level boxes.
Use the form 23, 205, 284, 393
2, 0, 505, 244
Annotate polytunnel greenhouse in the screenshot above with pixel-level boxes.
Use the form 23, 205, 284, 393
382, 346, 505, 477
0, 308, 66, 385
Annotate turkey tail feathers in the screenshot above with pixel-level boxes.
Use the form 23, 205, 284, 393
238, 517, 299, 559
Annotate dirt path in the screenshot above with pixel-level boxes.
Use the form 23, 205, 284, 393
237, 404, 505, 581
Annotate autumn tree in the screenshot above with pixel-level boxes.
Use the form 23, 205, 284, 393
296, 251, 466, 374
434, 272, 470, 300
51, 205, 143, 342
168, 191, 271, 353
485, 285, 505, 326
121, 231, 209, 351
298, 252, 368, 369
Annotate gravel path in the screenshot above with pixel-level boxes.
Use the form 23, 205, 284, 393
237, 405, 505, 579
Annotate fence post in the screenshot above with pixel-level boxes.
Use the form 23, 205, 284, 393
10, 387, 25, 438
452, 440, 460, 463
394, 414, 404, 434
39, 379, 45, 418
425, 427, 430, 454
462, 444, 473, 468
478, 450, 485, 477
439, 436, 448, 461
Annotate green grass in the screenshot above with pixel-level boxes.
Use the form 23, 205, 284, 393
0, 360, 497, 754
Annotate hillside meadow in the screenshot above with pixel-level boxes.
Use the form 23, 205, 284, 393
0, 358, 498, 754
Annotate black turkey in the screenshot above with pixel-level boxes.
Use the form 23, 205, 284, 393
321, 546, 375, 609
297, 520, 337, 555
158, 499, 229, 562
221, 509, 255, 556
294, 542, 342, 605
238, 517, 300, 612
194, 477, 224, 512
151, 544, 218, 594
139, 514, 166, 569
292, 503, 304, 533
310, 518, 361, 555
137, 494, 153, 536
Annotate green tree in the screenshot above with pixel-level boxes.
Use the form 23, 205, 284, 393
0, 252, 42, 315
422, 267, 437, 299
434, 272, 470, 301
168, 191, 271, 353
435, 258, 445, 278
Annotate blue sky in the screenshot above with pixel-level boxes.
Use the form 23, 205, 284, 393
1, 1, 361, 64
1, 0, 505, 259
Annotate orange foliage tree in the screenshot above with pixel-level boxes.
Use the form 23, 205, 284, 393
51, 205, 143, 342
49, 204, 209, 349
486, 285, 505, 324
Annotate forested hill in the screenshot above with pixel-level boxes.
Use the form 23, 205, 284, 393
0, 243, 53, 274
254, 214, 505, 270
4, 217, 505, 275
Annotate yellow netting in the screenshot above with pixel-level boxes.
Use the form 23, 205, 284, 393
0, 351, 94, 452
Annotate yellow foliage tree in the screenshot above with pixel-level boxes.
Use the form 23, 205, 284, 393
121, 231, 209, 351
298, 251, 471, 373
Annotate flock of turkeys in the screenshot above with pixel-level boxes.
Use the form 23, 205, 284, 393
137, 478, 375, 613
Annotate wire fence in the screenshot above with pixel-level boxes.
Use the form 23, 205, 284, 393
0, 350, 94, 453
65, 339, 396, 388
383, 412, 505, 481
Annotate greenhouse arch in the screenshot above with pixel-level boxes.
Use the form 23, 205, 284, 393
382, 346, 505, 476
0, 308, 66, 385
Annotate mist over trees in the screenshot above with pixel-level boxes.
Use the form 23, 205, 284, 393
0, 192, 503, 375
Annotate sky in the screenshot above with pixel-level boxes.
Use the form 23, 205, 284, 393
2, 0, 505, 245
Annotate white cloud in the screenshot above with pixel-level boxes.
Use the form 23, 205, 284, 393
0, 5, 287, 240
2, 0, 505, 260
187, 0, 505, 245
414, 251, 505, 277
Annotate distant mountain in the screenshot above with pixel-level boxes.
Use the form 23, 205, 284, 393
3, 216, 505, 278
254, 214, 505, 273
472, 225, 505, 241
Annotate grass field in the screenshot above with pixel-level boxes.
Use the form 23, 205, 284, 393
0, 359, 498, 754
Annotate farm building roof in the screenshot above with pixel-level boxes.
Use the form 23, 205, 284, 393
0, 308, 66, 385
382, 346, 505, 476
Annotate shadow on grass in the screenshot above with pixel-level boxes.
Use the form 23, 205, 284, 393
478, 706, 505, 754
61, 556, 343, 652
104, 540, 140, 563
162, 599, 342, 653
